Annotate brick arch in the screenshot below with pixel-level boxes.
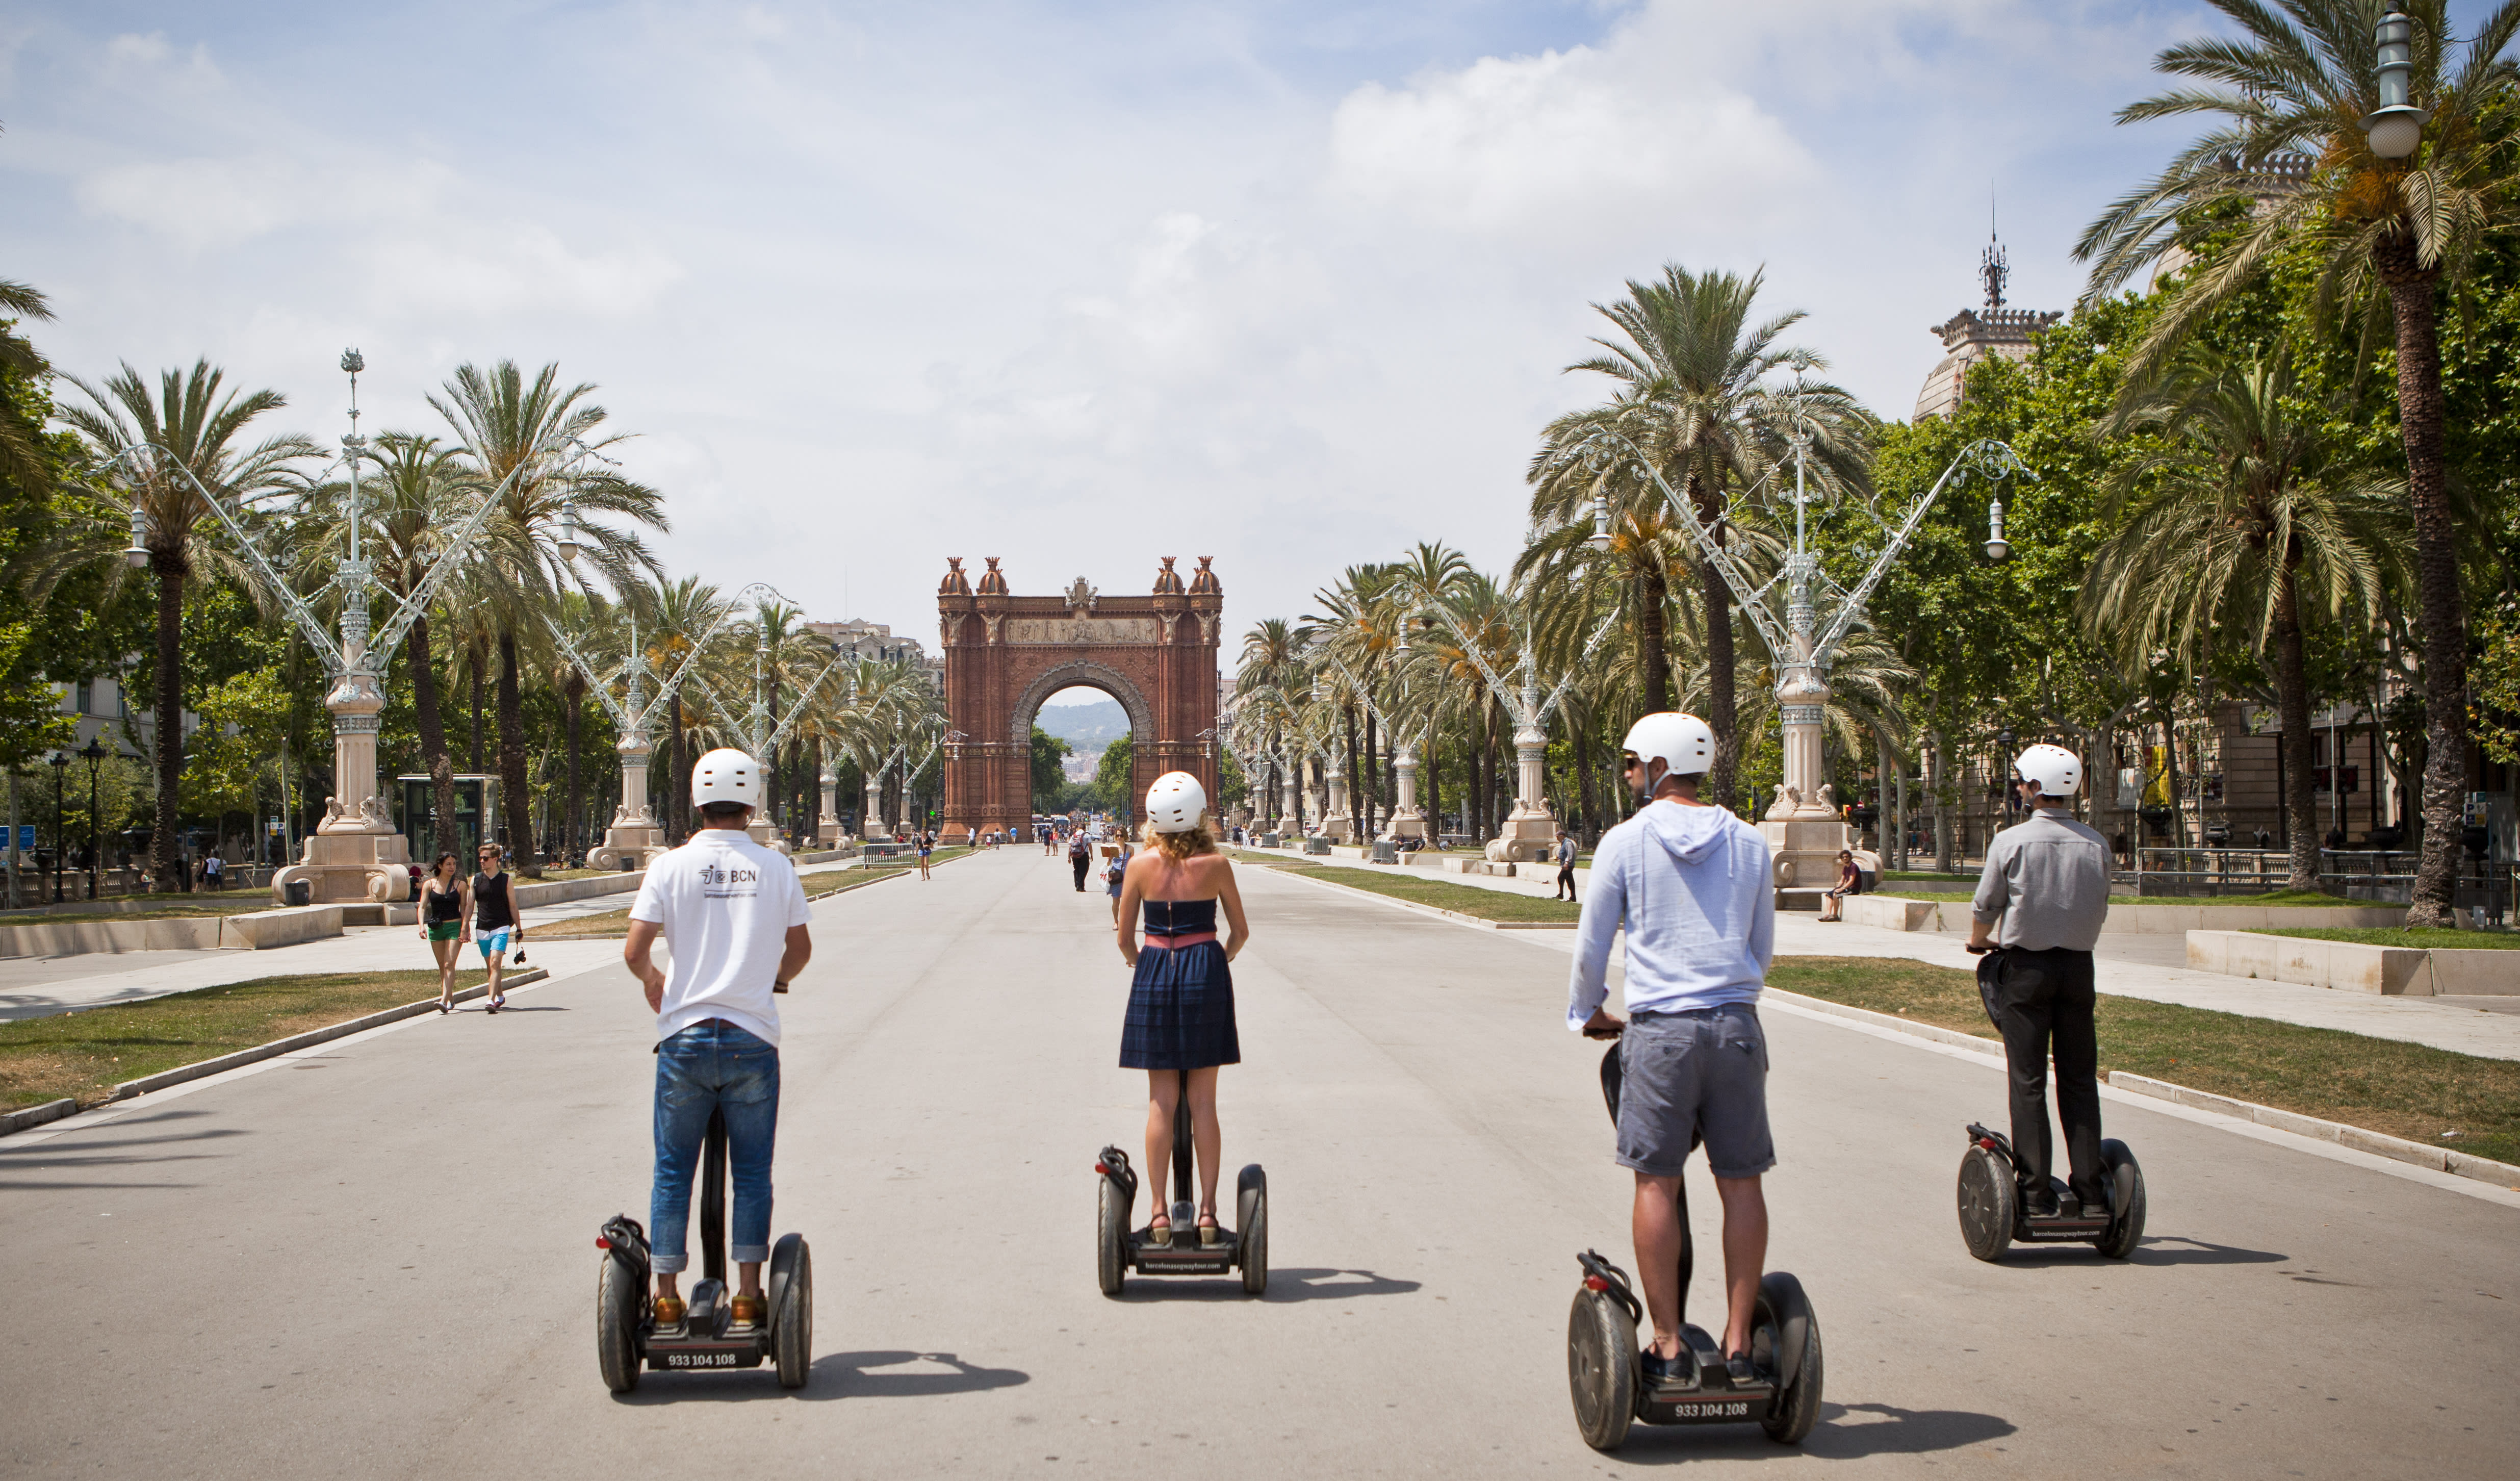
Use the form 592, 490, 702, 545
936, 561, 1221, 841
1007, 661, 1153, 747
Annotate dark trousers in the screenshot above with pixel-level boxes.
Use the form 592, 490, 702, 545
1977, 947, 2104, 1205
1071, 856, 1090, 891
1554, 863, 1576, 899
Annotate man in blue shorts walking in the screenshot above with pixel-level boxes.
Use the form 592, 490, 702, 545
1567, 712, 1777, 1385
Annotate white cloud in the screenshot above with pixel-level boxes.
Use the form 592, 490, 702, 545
1328, 44, 1817, 238
368, 226, 685, 319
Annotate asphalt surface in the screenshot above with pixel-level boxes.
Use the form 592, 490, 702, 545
3, 848, 2514, 1478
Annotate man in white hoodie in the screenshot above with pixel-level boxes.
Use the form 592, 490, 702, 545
1568, 712, 1778, 1386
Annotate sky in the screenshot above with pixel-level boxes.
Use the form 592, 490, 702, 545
0, 1, 2431, 652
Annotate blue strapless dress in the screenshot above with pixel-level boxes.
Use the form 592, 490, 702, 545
1119, 898, 1239, 1070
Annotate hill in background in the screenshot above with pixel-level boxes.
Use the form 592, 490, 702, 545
1039, 697, 1129, 782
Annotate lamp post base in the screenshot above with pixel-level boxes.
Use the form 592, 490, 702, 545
271, 825, 414, 905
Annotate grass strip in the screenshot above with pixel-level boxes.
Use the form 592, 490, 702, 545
1878, 888, 2368, 908
2, 897, 282, 925
0, 969, 460, 1112
530, 851, 969, 939
2247, 926, 2520, 950
1768, 956, 2520, 1167
1272, 862, 1582, 924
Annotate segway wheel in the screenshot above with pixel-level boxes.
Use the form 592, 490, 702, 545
1957, 1144, 2016, 1262
1097, 1176, 1129, 1297
770, 1236, 812, 1388
596, 1254, 642, 1394
1566, 1286, 1637, 1452
1236, 1164, 1269, 1297
2094, 1139, 2147, 1259
1754, 1272, 1823, 1445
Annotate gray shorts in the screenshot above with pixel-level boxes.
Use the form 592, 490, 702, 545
1616, 1004, 1775, 1179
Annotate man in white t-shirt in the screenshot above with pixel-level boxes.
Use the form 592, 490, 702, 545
622, 748, 813, 1336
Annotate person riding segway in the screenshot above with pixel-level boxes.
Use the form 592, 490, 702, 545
1954, 743, 2146, 1261
597, 748, 817, 1390
1564, 713, 1820, 1451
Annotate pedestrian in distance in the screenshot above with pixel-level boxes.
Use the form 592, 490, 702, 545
1106, 835, 1134, 927
1966, 744, 2113, 1219
917, 828, 935, 880
471, 841, 525, 1013
622, 748, 812, 1337
1553, 827, 1579, 901
1817, 849, 1859, 922
1069, 828, 1092, 892
418, 852, 470, 1012
202, 846, 225, 891
1116, 773, 1250, 1246
1568, 712, 1778, 1387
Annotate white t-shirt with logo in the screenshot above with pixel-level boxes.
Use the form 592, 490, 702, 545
630, 829, 812, 1046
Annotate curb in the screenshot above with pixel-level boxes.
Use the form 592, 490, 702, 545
99, 966, 552, 1106
1264, 863, 1579, 931
0, 1097, 75, 1135
2105, 1070, 2520, 1189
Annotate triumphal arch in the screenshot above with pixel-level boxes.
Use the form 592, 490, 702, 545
936, 556, 1223, 842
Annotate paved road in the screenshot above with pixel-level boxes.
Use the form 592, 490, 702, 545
3, 849, 2513, 1478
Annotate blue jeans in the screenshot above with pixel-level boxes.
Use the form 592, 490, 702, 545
651, 1020, 780, 1273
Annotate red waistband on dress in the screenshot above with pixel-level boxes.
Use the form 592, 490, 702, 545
1144, 931, 1218, 949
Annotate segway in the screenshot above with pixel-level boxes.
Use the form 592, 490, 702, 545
1567, 1042, 1821, 1452
595, 1107, 813, 1391
1094, 1069, 1267, 1296
1956, 1122, 2145, 1262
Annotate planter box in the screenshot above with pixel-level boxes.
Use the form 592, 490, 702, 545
219, 905, 345, 951
2187, 929, 2520, 997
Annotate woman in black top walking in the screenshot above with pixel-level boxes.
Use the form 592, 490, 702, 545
418, 853, 470, 1013
471, 844, 525, 1013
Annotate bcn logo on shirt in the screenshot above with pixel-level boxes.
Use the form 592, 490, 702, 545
699, 862, 761, 897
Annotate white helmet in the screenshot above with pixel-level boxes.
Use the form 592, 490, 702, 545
1621, 711, 1714, 781
2015, 743, 2082, 800
691, 747, 766, 812
1144, 772, 1208, 833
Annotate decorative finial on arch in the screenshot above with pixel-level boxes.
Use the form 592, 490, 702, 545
1152, 555, 1185, 595
1188, 555, 1221, 595
939, 556, 972, 596
976, 556, 1009, 596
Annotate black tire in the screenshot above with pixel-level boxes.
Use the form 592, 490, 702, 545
2095, 1140, 2146, 1259
597, 1255, 641, 1394
1755, 1272, 1822, 1445
1566, 1287, 1637, 1452
772, 1238, 812, 1388
1098, 1176, 1130, 1297
1236, 1165, 1268, 1297
1957, 1145, 2016, 1262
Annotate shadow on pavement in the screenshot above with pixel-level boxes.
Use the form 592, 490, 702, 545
1994, 1236, 2285, 1268
610, 1349, 1030, 1405
1112, 1267, 1421, 1303
1604, 1400, 2015, 1464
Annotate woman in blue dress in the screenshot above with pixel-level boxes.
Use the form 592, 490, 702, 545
1115, 772, 1250, 1246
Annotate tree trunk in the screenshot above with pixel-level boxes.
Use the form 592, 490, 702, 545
564, 676, 585, 865
2272, 564, 2321, 892
407, 615, 461, 863
150, 554, 185, 895
1425, 733, 1443, 844
467, 645, 485, 774
495, 630, 539, 876
1575, 714, 1597, 844
1473, 700, 1492, 840
1634, 558, 1673, 714
1931, 732, 1954, 873
1362, 708, 1377, 839
2378, 242, 2468, 927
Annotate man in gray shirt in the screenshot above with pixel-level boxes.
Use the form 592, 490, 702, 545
1967, 744, 2112, 1218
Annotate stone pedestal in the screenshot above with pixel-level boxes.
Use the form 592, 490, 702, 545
1381, 747, 1428, 842
1760, 697, 1870, 905
1321, 761, 1356, 843
1281, 767, 1301, 836
862, 776, 891, 842
273, 671, 413, 904
589, 736, 669, 871
816, 768, 844, 846
747, 820, 793, 857
1484, 727, 1557, 862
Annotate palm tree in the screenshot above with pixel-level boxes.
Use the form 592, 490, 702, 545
0, 280, 57, 494
2081, 345, 2407, 891
57, 361, 317, 892
431, 361, 664, 874
2075, 0, 2520, 923
1542, 265, 1869, 808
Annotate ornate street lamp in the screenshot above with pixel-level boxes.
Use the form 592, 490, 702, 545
122, 506, 149, 569
1587, 492, 1615, 553
2364, 11, 2429, 160
80, 738, 106, 900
